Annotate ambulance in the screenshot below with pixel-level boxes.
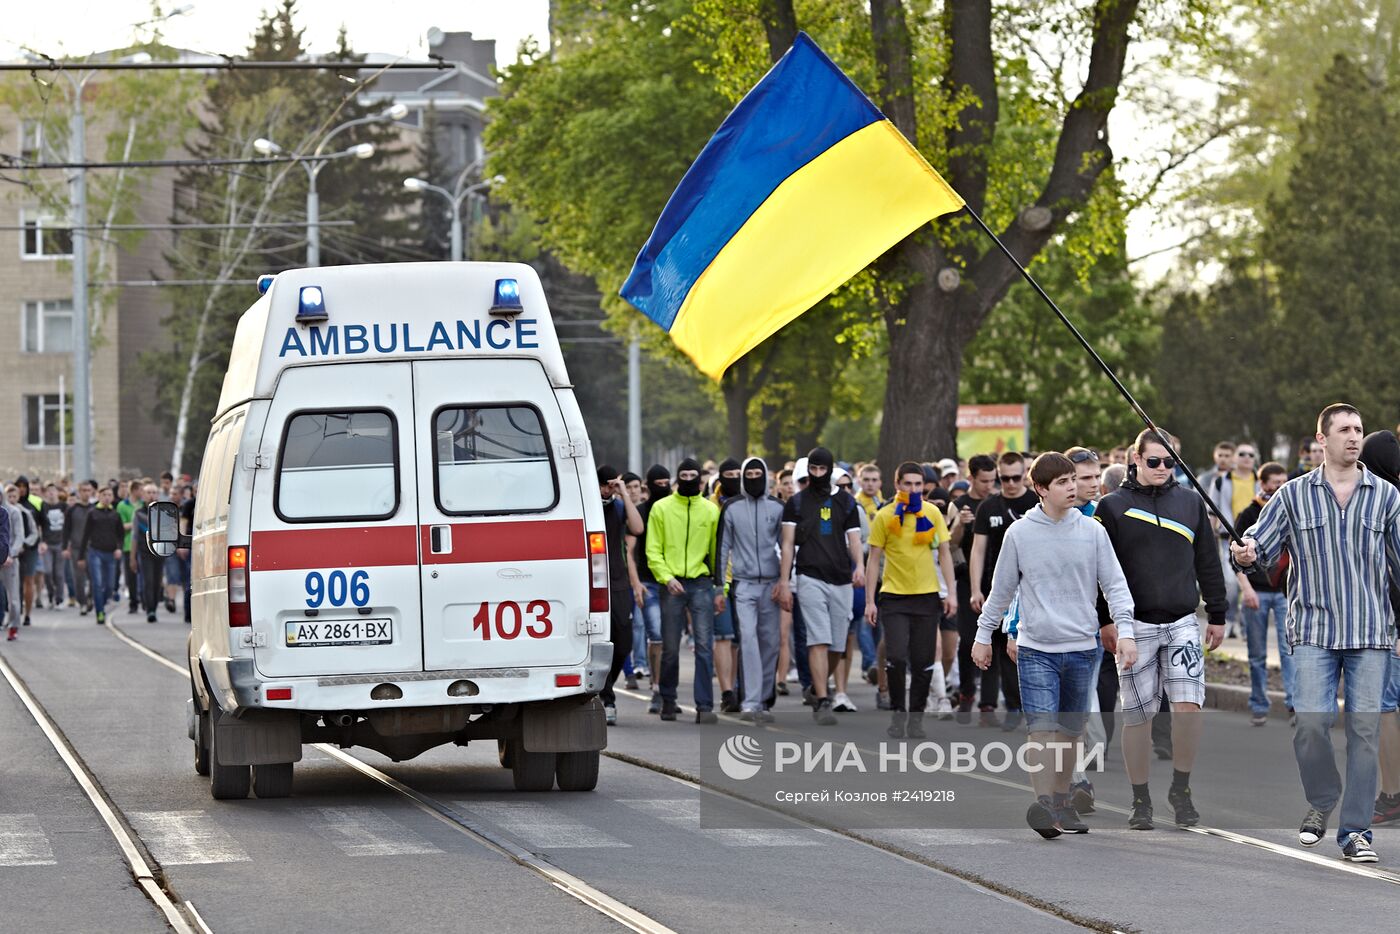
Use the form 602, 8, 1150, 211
145, 263, 611, 800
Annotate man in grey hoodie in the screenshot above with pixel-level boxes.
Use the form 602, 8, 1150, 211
974, 452, 1137, 838
716, 457, 785, 722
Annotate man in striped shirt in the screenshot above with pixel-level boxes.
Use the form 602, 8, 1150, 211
1234, 403, 1400, 863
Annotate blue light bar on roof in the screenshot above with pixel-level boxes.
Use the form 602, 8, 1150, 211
256, 273, 275, 295
297, 285, 328, 323
490, 277, 523, 316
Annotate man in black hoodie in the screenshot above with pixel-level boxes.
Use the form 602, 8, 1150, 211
1096, 427, 1227, 830
1359, 431, 1400, 825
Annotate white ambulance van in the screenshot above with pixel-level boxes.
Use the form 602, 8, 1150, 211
146, 262, 611, 800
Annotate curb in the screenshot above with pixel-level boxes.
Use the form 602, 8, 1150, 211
1203, 681, 1289, 719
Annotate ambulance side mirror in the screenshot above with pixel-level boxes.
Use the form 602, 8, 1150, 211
146, 500, 189, 558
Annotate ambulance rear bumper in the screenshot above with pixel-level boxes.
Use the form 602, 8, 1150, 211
215, 641, 614, 713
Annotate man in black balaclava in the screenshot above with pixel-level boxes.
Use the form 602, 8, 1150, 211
632, 465, 671, 711
777, 447, 865, 725
709, 457, 743, 711
646, 457, 722, 722
597, 465, 643, 726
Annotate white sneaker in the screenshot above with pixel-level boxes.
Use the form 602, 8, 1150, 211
786, 667, 799, 683
935, 696, 955, 720
831, 692, 857, 712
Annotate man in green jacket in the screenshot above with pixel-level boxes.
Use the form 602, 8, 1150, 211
647, 457, 721, 723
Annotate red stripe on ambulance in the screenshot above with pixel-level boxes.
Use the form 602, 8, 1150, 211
250, 525, 419, 571
421, 519, 587, 565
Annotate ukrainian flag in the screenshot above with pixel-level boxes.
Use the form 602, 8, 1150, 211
620, 32, 964, 380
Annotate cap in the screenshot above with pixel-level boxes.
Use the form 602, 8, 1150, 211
793, 456, 809, 484
937, 458, 959, 477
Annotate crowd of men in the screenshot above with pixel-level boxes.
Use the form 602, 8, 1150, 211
0, 473, 196, 636
594, 401, 1400, 862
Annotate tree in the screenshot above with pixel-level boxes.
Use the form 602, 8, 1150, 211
1263, 54, 1400, 435
486, 0, 872, 458
152, 2, 416, 473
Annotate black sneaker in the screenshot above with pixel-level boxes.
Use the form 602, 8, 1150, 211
1298, 807, 1329, 847
1343, 832, 1378, 863
165, 598, 176, 614
659, 699, 678, 721
1026, 798, 1062, 839
1129, 797, 1154, 830
1374, 792, 1400, 824
625, 674, 639, 690
1168, 786, 1200, 827
905, 712, 926, 739
802, 685, 817, 708
23, 615, 30, 627
813, 699, 837, 726
1070, 780, 1096, 815
1000, 710, 1022, 732
1056, 804, 1089, 833
648, 691, 661, 714
887, 711, 906, 738
95, 611, 106, 626
720, 690, 741, 714
146, 612, 157, 623
955, 693, 973, 725
1153, 742, 1173, 760
696, 709, 718, 724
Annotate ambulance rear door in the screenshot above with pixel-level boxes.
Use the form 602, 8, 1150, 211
250, 362, 424, 678
413, 357, 592, 672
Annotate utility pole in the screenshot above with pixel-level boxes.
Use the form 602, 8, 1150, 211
68, 70, 92, 483
628, 328, 641, 474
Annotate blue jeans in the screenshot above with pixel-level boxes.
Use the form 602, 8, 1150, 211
1015, 646, 1099, 735
87, 548, 118, 616
659, 579, 716, 710
1244, 590, 1293, 714
1292, 645, 1388, 846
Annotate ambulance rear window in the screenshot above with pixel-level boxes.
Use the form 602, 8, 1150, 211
433, 405, 557, 515
276, 410, 399, 522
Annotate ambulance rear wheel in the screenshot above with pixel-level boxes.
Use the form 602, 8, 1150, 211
555, 750, 599, 792
509, 740, 556, 792
497, 738, 514, 769
253, 762, 294, 799
193, 709, 210, 777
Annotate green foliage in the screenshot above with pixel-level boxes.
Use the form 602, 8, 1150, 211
962, 237, 1161, 454
1263, 53, 1400, 436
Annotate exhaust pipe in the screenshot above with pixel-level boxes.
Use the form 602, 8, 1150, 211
330, 713, 355, 728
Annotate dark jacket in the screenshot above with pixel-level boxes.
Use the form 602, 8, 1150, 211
1095, 472, 1229, 626
79, 505, 125, 555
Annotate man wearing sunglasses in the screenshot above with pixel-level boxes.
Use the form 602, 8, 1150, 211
1096, 428, 1228, 831
969, 451, 1037, 730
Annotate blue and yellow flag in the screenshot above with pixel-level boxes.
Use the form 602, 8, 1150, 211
620, 32, 964, 380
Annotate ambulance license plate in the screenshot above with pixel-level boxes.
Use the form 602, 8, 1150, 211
285, 619, 392, 647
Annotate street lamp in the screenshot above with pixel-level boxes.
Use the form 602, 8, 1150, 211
403, 171, 502, 261
256, 102, 406, 266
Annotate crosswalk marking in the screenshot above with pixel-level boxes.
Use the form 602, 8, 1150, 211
307, 806, 442, 857
129, 811, 251, 866
617, 799, 822, 847
0, 814, 56, 866
460, 801, 631, 849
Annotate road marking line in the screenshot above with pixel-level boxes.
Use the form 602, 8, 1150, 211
462, 801, 630, 849
106, 622, 676, 934
0, 650, 197, 933
0, 814, 56, 866
129, 811, 251, 866
308, 806, 443, 857
616, 798, 822, 847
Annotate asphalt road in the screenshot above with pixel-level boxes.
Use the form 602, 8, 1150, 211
2, 602, 1397, 933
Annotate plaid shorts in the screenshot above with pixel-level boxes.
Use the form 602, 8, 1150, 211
1119, 615, 1206, 725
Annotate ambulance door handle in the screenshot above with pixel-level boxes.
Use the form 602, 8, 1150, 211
430, 525, 452, 555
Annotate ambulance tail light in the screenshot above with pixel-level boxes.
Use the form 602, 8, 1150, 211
228, 545, 251, 628
588, 532, 608, 613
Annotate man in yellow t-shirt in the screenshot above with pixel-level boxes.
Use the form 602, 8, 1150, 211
864, 461, 958, 739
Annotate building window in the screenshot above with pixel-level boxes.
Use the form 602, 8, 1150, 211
21, 299, 74, 353
20, 212, 73, 259
23, 394, 72, 449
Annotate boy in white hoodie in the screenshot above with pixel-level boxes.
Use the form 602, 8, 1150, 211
973, 452, 1137, 838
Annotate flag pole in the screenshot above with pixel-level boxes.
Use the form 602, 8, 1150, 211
962, 205, 1243, 544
